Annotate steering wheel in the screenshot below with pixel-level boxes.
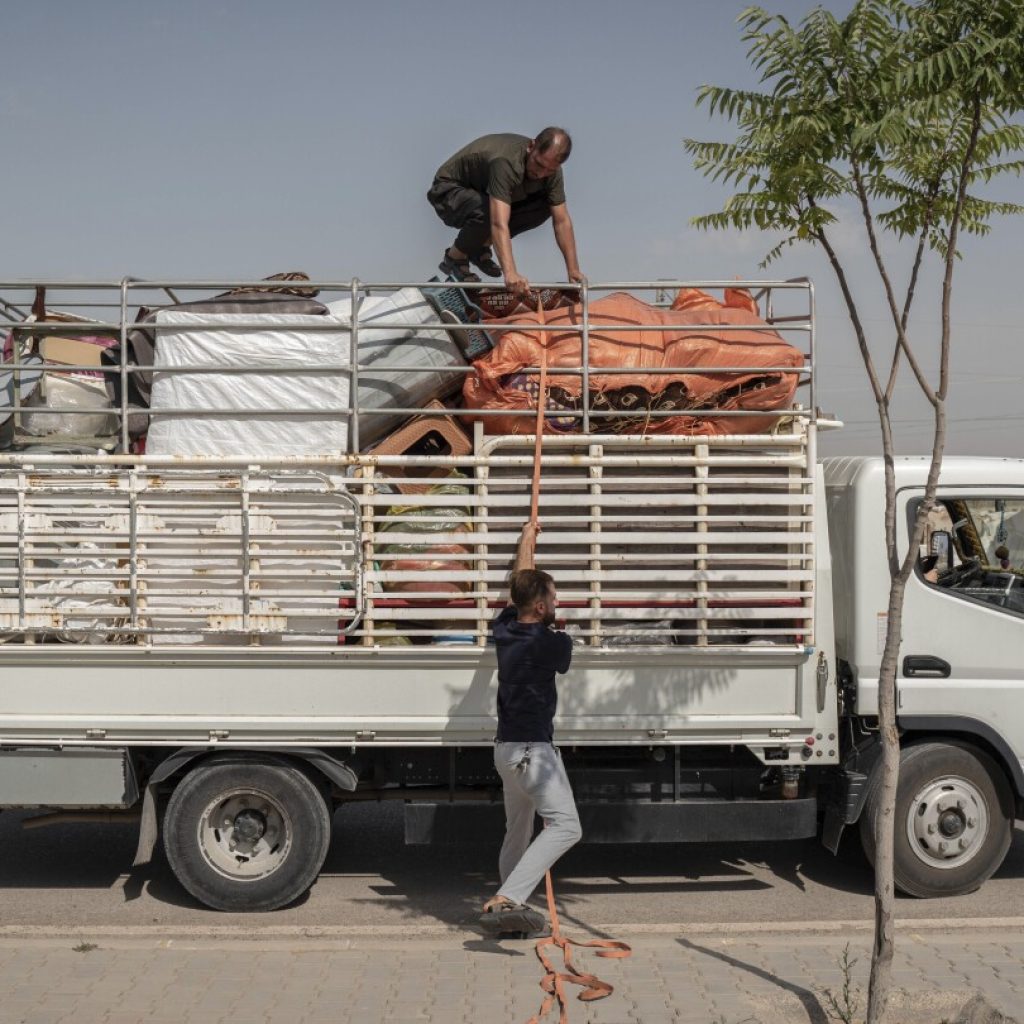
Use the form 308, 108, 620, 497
937, 557, 981, 588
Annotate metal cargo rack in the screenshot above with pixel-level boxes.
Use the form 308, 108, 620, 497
0, 277, 817, 652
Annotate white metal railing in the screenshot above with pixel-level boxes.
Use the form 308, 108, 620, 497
355, 428, 815, 651
0, 469, 362, 644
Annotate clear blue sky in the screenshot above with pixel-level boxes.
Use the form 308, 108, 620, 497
3, 0, 1021, 456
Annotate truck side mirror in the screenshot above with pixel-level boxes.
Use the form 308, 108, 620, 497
930, 530, 952, 571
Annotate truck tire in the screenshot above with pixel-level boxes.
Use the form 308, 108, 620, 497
859, 741, 1014, 898
163, 759, 331, 912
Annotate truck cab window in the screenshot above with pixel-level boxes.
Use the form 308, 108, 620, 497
917, 497, 1024, 616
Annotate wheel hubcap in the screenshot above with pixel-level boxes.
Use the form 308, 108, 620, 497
907, 775, 988, 870
198, 790, 292, 881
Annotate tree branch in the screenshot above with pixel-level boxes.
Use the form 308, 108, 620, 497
811, 208, 886, 407
815, 212, 901, 571
850, 159, 938, 407
940, 95, 983, 402
884, 187, 938, 402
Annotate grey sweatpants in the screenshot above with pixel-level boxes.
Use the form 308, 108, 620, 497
494, 741, 582, 906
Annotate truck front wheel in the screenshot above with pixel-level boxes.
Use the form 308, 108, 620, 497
163, 759, 332, 912
859, 741, 1014, 898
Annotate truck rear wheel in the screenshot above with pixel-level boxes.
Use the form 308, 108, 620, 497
163, 758, 331, 912
859, 741, 1013, 898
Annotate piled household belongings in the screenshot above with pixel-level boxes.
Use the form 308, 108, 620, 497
104, 274, 329, 440
1, 289, 46, 447
324, 287, 467, 449
364, 399, 472, 494
145, 307, 349, 458
140, 284, 467, 643
461, 287, 803, 436
143, 286, 466, 458
23, 332, 120, 438
376, 472, 473, 597
371, 471, 475, 644
422, 280, 496, 362
0, 356, 42, 448
473, 286, 576, 320
2, 298, 119, 445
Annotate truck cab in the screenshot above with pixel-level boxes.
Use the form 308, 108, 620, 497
825, 456, 1024, 897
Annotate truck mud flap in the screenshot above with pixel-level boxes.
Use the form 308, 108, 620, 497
821, 769, 870, 854
405, 798, 818, 846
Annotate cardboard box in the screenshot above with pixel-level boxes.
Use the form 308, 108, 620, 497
39, 336, 112, 374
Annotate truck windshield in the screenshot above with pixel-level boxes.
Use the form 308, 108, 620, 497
969, 499, 1024, 568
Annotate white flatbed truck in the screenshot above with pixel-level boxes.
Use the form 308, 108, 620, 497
0, 276, 1020, 911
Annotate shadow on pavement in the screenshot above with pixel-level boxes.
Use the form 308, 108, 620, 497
678, 937, 830, 1024
462, 938, 528, 957
1, 801, 1021, 927
310, 803, 870, 936
0, 809, 312, 914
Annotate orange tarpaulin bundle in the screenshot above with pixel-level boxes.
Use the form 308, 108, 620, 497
461, 288, 804, 436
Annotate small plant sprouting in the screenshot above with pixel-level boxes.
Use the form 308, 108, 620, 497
822, 944, 861, 1024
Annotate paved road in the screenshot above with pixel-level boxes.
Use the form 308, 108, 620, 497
1, 804, 1022, 932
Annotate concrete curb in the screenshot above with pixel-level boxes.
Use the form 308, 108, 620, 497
1, 915, 1022, 944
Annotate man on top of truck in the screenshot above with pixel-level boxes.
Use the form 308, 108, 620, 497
480, 522, 581, 935
427, 128, 584, 297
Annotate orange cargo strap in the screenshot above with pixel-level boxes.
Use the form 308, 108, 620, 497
526, 871, 633, 1024
525, 297, 632, 1024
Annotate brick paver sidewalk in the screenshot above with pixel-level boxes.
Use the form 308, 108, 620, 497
0, 925, 1020, 1023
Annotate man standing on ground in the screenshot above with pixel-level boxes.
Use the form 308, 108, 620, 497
427, 129, 584, 296
481, 522, 582, 935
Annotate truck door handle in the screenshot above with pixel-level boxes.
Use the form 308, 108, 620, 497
902, 655, 951, 678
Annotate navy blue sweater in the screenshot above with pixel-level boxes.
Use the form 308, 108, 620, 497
492, 605, 573, 742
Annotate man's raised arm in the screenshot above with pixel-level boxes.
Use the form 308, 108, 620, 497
505, 522, 539, 607
512, 522, 539, 574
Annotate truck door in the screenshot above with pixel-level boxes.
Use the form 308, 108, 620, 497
854, 486, 1023, 898
898, 487, 1024, 766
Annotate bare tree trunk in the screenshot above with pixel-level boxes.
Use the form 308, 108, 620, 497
866, 574, 907, 1024
861, 90, 979, 1021
814, 222, 901, 1024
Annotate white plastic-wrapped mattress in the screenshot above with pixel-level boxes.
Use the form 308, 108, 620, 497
146, 311, 350, 458
146, 287, 466, 458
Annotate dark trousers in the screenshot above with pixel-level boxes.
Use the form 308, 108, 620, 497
427, 181, 552, 259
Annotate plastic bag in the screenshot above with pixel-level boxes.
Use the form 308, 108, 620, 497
22, 374, 118, 437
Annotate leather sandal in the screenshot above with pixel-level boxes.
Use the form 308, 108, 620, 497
439, 249, 480, 283
471, 248, 502, 278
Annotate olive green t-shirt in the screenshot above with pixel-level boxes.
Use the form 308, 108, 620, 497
434, 133, 566, 207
